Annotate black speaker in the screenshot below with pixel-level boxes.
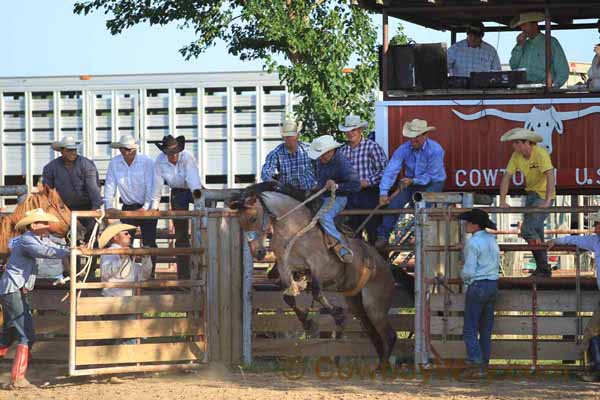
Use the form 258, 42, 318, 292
379, 43, 448, 91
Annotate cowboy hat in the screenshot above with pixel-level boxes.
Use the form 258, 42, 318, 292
402, 119, 436, 138
308, 135, 343, 160
458, 208, 497, 230
15, 208, 60, 230
338, 114, 368, 132
510, 12, 545, 29
111, 134, 138, 150
50, 136, 80, 151
500, 127, 543, 143
587, 211, 600, 224
155, 135, 185, 155
98, 222, 137, 249
466, 22, 485, 37
280, 119, 302, 137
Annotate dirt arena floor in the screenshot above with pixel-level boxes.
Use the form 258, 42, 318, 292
0, 362, 599, 400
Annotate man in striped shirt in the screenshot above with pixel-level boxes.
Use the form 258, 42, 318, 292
261, 119, 316, 192
339, 114, 388, 244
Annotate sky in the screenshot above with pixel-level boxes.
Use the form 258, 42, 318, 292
0, 1, 598, 77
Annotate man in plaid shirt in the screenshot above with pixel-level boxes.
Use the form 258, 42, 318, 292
339, 114, 388, 244
261, 119, 316, 191
447, 22, 501, 78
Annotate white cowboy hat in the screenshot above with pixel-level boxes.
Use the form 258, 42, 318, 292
587, 211, 600, 224
510, 11, 545, 28
15, 208, 60, 230
98, 222, 137, 249
402, 119, 436, 138
500, 127, 543, 143
280, 119, 302, 137
111, 134, 138, 150
308, 135, 343, 160
51, 136, 80, 151
338, 114, 368, 132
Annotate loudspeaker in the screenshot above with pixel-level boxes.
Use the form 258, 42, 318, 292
379, 43, 448, 91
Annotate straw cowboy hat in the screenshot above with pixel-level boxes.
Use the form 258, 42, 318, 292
458, 208, 497, 230
111, 134, 138, 150
155, 135, 185, 155
402, 119, 436, 138
280, 119, 302, 137
98, 222, 137, 249
15, 208, 60, 230
500, 127, 543, 143
50, 136, 80, 151
510, 11, 545, 28
338, 114, 368, 132
308, 135, 343, 160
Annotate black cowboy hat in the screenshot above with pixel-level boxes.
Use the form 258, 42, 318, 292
155, 135, 185, 154
466, 22, 485, 37
458, 208, 497, 230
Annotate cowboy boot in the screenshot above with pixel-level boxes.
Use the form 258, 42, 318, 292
4, 344, 34, 390
333, 243, 354, 264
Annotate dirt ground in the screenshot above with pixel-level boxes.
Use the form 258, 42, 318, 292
0, 363, 599, 400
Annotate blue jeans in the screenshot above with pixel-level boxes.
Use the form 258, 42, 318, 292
0, 291, 35, 348
463, 280, 498, 365
521, 192, 551, 271
376, 181, 445, 239
319, 196, 348, 245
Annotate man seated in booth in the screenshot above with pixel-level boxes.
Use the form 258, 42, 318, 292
447, 22, 501, 78
509, 11, 569, 88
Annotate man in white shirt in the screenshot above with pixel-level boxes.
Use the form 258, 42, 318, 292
104, 134, 157, 274
152, 135, 202, 279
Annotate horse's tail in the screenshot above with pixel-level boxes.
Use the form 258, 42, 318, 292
389, 264, 415, 297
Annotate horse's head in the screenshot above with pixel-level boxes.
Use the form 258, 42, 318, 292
38, 186, 73, 237
228, 188, 270, 261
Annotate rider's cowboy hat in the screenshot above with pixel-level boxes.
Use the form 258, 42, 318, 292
338, 114, 368, 132
280, 119, 302, 137
50, 136, 80, 151
510, 11, 545, 28
308, 135, 343, 160
402, 119, 436, 138
15, 208, 60, 230
111, 134, 139, 150
500, 127, 543, 143
98, 222, 137, 249
458, 208, 497, 230
155, 135, 185, 155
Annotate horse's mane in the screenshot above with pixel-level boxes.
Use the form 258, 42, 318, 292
0, 189, 65, 256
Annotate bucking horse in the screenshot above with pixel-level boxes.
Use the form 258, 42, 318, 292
229, 182, 414, 368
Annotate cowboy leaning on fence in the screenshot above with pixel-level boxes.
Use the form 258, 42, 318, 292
0, 209, 71, 390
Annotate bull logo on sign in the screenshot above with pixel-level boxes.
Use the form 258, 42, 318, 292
452, 106, 600, 154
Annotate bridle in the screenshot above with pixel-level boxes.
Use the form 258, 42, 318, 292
244, 200, 271, 244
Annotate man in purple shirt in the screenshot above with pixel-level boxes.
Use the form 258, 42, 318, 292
375, 119, 446, 251
339, 114, 388, 244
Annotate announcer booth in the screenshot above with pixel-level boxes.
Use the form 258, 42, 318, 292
358, 1, 600, 371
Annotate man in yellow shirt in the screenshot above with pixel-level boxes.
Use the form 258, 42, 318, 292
499, 128, 555, 277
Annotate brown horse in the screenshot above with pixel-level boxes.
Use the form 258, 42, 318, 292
0, 185, 75, 257
229, 182, 413, 367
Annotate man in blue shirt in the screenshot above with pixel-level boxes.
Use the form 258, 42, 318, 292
0, 209, 71, 390
308, 135, 361, 264
547, 211, 600, 381
374, 119, 446, 251
458, 208, 500, 380
261, 119, 316, 192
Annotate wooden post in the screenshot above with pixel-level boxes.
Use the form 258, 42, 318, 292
451, 30, 457, 45
68, 213, 77, 376
207, 216, 220, 362
382, 9, 389, 98
544, 7, 553, 90
242, 230, 253, 364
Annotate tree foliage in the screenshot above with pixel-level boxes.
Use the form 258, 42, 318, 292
74, 0, 378, 139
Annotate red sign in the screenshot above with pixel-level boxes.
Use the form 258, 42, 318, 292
384, 98, 600, 194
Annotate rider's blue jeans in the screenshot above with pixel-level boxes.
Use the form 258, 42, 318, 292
319, 196, 348, 246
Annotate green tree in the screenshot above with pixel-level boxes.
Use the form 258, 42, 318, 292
74, 0, 378, 139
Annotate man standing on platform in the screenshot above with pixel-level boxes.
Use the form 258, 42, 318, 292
152, 135, 202, 280
339, 114, 388, 244
499, 127, 555, 278
104, 134, 158, 275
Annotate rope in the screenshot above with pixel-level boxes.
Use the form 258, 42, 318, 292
281, 186, 337, 296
